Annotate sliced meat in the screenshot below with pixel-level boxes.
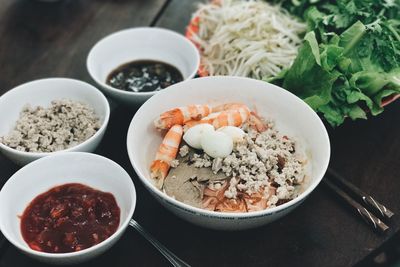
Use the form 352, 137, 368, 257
164, 152, 229, 207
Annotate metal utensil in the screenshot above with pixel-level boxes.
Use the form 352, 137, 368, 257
323, 178, 389, 233
129, 219, 191, 267
327, 168, 394, 220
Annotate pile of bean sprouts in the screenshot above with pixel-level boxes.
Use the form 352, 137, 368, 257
189, 0, 307, 79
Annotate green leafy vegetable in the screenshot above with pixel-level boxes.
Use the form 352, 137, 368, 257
269, 0, 400, 126
280, 32, 341, 109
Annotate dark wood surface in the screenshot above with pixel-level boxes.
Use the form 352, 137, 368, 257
0, 0, 399, 266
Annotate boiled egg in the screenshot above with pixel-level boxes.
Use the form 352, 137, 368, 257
183, 124, 214, 149
217, 126, 245, 142
201, 131, 233, 158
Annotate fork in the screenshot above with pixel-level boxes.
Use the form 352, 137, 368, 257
129, 219, 191, 267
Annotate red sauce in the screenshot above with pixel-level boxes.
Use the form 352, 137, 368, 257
20, 183, 120, 253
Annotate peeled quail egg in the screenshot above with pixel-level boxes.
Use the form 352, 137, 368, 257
183, 124, 215, 149
217, 126, 245, 142
201, 131, 233, 158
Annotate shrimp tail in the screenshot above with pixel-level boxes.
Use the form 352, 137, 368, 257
249, 112, 268, 132
150, 160, 170, 189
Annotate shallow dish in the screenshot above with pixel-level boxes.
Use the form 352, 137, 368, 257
87, 27, 200, 106
0, 78, 110, 165
126, 76, 330, 230
0, 152, 136, 265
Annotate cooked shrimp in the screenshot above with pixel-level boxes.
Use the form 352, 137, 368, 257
150, 125, 183, 189
248, 111, 268, 132
154, 104, 211, 130
183, 112, 221, 131
211, 102, 248, 113
212, 104, 250, 129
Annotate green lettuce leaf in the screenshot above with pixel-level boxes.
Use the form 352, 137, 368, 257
267, 0, 400, 127
282, 32, 341, 109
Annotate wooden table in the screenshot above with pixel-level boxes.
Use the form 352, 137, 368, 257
0, 1, 399, 266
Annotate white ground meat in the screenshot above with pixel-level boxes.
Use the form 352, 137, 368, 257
0, 99, 100, 152
179, 145, 189, 157
188, 121, 306, 206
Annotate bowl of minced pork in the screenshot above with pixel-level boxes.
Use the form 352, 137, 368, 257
0, 78, 110, 165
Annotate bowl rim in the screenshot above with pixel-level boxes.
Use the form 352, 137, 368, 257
0, 77, 110, 158
0, 152, 136, 258
126, 76, 331, 219
86, 26, 201, 97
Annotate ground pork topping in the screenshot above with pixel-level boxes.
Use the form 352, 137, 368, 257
0, 99, 100, 153
179, 145, 189, 157
189, 153, 212, 168
188, 121, 305, 202
170, 159, 180, 168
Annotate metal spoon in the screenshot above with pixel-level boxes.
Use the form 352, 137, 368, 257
129, 219, 191, 267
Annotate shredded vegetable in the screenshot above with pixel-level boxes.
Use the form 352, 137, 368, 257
189, 0, 306, 79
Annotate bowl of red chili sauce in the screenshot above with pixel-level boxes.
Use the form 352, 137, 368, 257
0, 152, 136, 264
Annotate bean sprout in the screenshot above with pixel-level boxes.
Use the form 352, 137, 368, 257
190, 0, 306, 79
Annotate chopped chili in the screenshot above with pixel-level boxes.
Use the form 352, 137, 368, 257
20, 183, 120, 253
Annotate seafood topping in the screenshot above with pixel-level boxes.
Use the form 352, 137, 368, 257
154, 104, 211, 130
20, 183, 120, 253
150, 102, 307, 213
151, 125, 183, 189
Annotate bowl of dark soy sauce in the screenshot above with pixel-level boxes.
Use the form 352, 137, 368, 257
87, 27, 200, 106
107, 60, 183, 93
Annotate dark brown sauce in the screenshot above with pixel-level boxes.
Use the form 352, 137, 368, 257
20, 183, 120, 253
106, 60, 183, 92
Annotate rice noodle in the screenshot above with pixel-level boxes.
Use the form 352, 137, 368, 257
190, 0, 306, 79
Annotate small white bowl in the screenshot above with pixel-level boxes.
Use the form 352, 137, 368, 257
127, 76, 330, 230
0, 152, 136, 265
87, 27, 200, 106
0, 78, 110, 166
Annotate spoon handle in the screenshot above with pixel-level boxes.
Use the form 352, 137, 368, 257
129, 219, 191, 267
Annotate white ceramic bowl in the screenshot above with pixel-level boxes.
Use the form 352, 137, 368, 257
0, 152, 136, 265
86, 27, 200, 106
0, 78, 110, 166
127, 76, 330, 230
